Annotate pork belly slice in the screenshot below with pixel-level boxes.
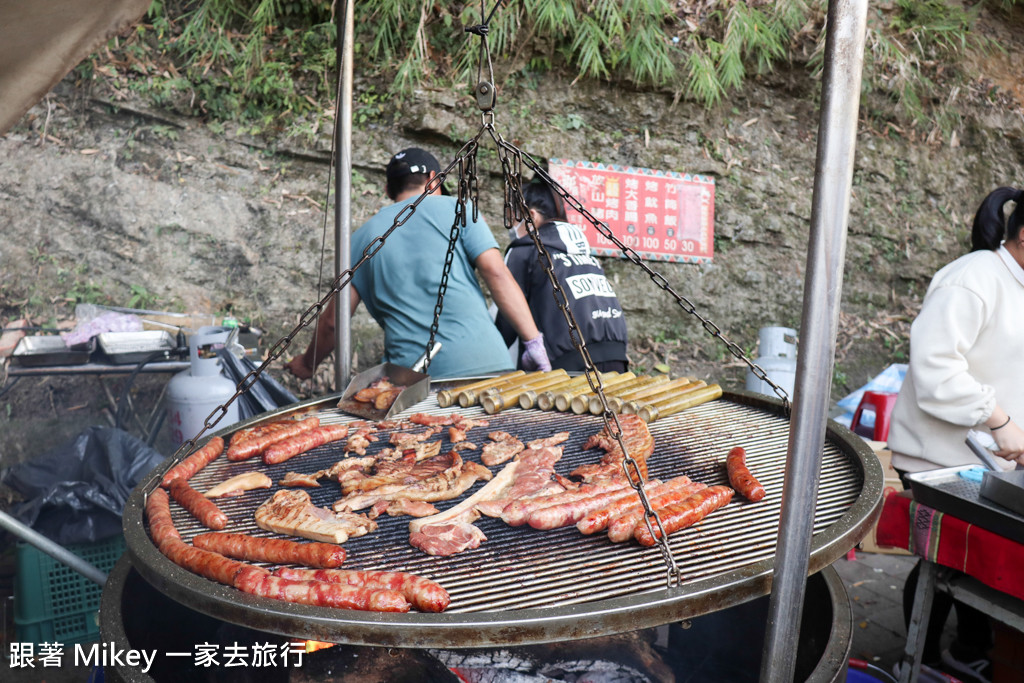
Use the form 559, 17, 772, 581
481, 433, 524, 467
255, 489, 376, 544
572, 414, 654, 483
204, 472, 273, 498
368, 499, 440, 520
333, 457, 492, 512
527, 431, 570, 449
410, 522, 487, 557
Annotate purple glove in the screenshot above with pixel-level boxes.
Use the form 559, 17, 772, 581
520, 334, 552, 372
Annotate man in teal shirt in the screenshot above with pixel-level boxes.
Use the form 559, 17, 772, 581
288, 148, 550, 379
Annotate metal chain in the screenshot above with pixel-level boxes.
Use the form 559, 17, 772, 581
424, 142, 479, 371
489, 129, 681, 587
168, 134, 487, 463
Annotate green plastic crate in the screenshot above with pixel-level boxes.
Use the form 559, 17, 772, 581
14, 534, 126, 646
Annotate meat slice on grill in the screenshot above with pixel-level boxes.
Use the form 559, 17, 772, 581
368, 499, 440, 519
333, 453, 492, 512
409, 522, 487, 556
406, 446, 567, 557
571, 414, 654, 483
480, 431, 525, 467
473, 446, 567, 518
390, 427, 442, 448
527, 431, 570, 449
255, 489, 376, 544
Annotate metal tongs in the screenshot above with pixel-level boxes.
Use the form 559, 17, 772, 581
967, 435, 1003, 471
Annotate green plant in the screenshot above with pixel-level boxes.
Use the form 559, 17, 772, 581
552, 113, 586, 131
89, 0, 1010, 146
127, 285, 159, 310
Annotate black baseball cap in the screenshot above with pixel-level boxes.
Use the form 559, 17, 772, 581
386, 147, 441, 182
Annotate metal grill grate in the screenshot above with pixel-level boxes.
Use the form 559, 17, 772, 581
123, 389, 879, 647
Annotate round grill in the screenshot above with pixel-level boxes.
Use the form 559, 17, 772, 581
122, 389, 882, 647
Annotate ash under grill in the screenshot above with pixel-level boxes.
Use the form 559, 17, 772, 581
122, 389, 880, 647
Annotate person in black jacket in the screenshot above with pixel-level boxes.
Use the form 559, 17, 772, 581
496, 179, 629, 372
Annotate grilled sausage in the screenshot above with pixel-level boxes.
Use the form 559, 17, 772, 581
160, 437, 225, 488
227, 417, 321, 461
526, 484, 644, 531
576, 476, 691, 535
160, 538, 253, 586
233, 566, 410, 612
634, 485, 735, 546
168, 478, 229, 530
145, 488, 181, 548
726, 446, 766, 502
276, 567, 450, 613
501, 479, 630, 527
262, 424, 349, 465
193, 532, 346, 568
606, 482, 707, 543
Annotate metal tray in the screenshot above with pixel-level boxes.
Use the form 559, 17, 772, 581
97, 330, 176, 364
10, 335, 94, 367
907, 465, 1024, 545
336, 362, 431, 421
980, 469, 1024, 518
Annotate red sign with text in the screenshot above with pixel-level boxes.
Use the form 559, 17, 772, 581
548, 159, 715, 263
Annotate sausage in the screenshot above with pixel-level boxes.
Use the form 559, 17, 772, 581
145, 488, 181, 549
227, 417, 321, 461
576, 476, 691, 535
373, 388, 403, 410
276, 567, 450, 613
606, 482, 707, 542
501, 480, 631, 527
634, 485, 735, 546
527, 484, 644, 531
160, 437, 225, 488
160, 538, 253, 586
726, 446, 766, 502
168, 478, 229, 530
233, 566, 410, 612
262, 424, 349, 465
192, 532, 346, 568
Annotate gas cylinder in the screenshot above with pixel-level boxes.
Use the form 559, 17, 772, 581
165, 326, 240, 448
745, 326, 797, 399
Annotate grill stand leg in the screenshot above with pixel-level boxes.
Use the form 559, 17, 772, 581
897, 559, 937, 683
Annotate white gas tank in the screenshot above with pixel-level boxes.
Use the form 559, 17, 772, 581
165, 326, 240, 448
745, 326, 797, 399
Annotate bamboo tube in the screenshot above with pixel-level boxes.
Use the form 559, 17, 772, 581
438, 371, 525, 408
622, 380, 705, 415
593, 375, 669, 414
482, 372, 574, 414
520, 373, 594, 410
617, 375, 694, 404
535, 373, 604, 411
639, 384, 723, 423
480, 369, 569, 401
552, 372, 626, 412
457, 370, 559, 407
569, 372, 639, 414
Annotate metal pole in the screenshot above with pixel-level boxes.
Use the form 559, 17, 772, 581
0, 510, 108, 586
333, 0, 354, 390
759, 1, 868, 680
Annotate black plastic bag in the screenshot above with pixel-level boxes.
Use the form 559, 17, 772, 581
216, 349, 298, 419
0, 426, 165, 544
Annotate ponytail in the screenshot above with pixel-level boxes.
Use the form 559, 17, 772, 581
522, 179, 567, 223
971, 186, 1024, 252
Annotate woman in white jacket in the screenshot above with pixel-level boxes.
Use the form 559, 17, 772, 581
888, 186, 1024, 682
890, 187, 1024, 471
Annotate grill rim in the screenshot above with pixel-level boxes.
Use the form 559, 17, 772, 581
121, 389, 883, 647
